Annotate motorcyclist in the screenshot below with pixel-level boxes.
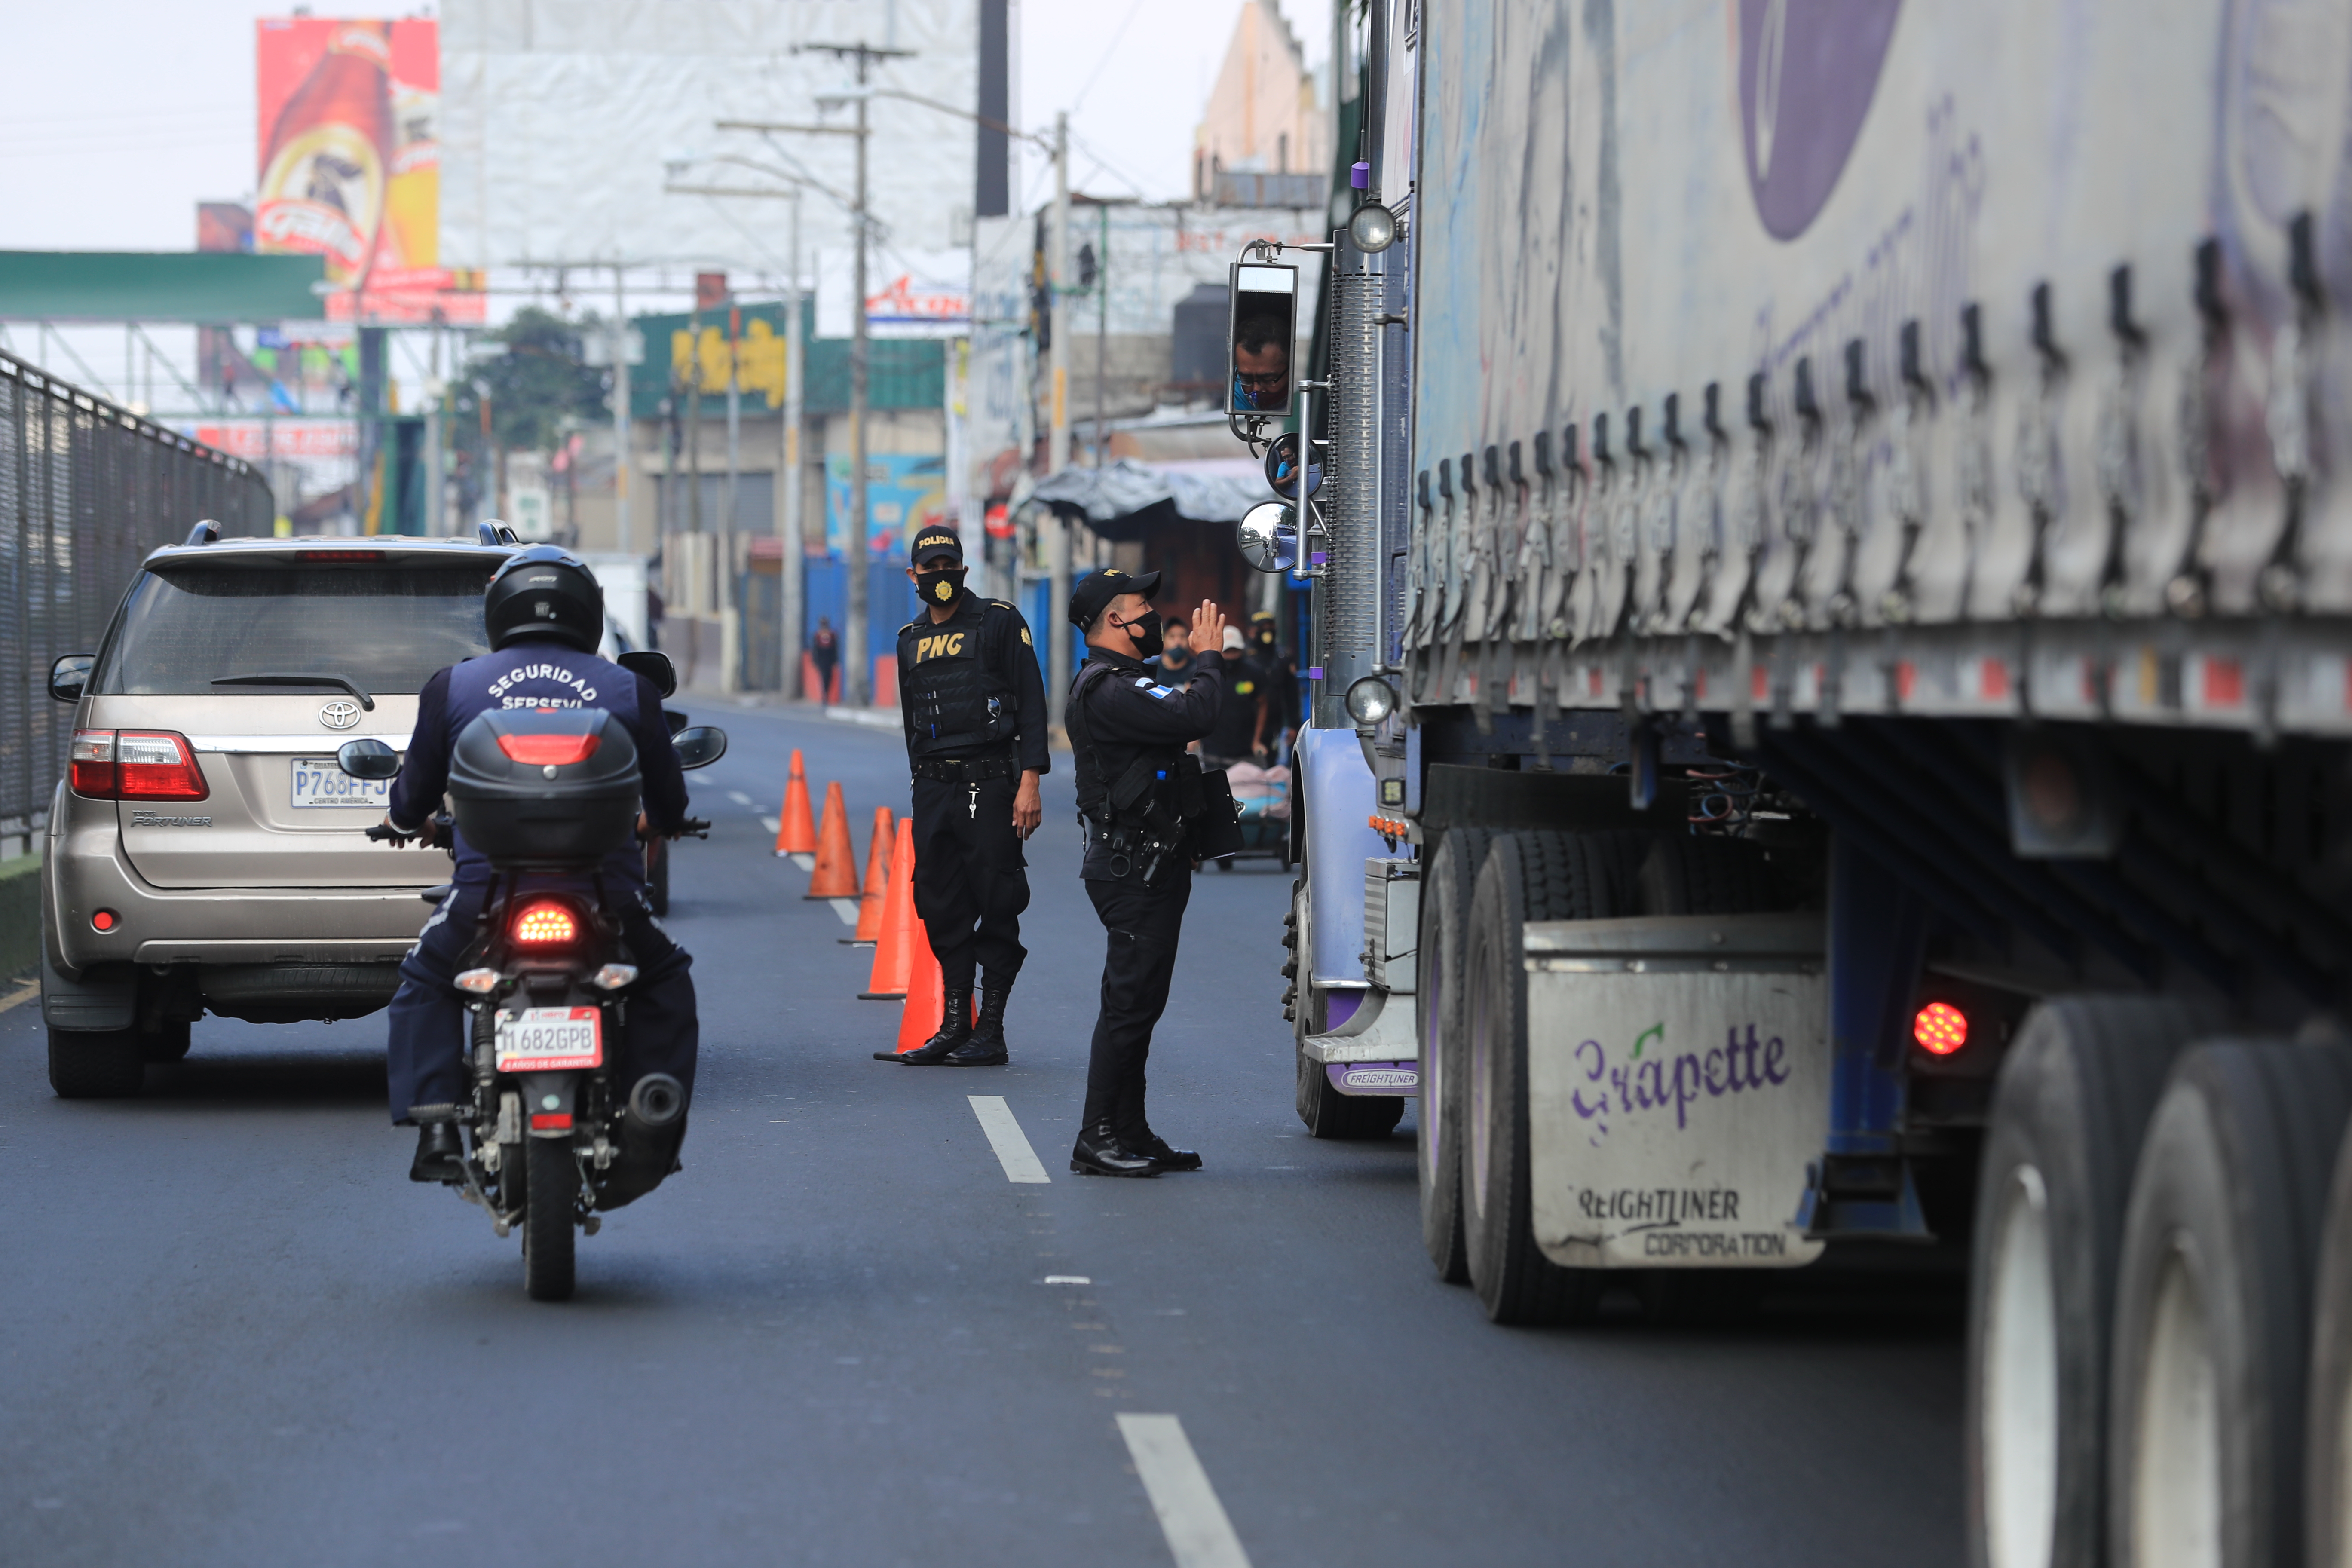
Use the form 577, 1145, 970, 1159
381, 546, 698, 1184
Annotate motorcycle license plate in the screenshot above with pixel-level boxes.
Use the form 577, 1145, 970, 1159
493, 1006, 603, 1071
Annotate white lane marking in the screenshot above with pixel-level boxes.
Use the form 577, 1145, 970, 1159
760, 815, 781, 836
1043, 1274, 1092, 1286
968, 1095, 1050, 1184
728, 790, 756, 807
787, 851, 815, 871
1116, 1414, 1252, 1568
828, 897, 861, 925
0, 981, 40, 1016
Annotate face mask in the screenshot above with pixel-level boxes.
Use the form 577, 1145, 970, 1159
916, 567, 967, 605
1254, 627, 1276, 646
1117, 610, 1165, 658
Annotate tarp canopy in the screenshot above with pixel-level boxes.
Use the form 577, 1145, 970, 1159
1029, 458, 1274, 542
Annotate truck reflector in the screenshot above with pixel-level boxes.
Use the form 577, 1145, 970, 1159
1914, 1001, 1968, 1055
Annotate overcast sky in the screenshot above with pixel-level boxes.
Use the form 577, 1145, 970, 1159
0, 0, 1336, 253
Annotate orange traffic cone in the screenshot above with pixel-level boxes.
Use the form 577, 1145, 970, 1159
851, 807, 895, 944
859, 818, 918, 1000
894, 911, 965, 1053
775, 750, 816, 863
806, 781, 858, 900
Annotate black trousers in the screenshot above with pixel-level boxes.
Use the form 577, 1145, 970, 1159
383, 884, 698, 1124
1081, 867, 1194, 1139
909, 772, 1031, 997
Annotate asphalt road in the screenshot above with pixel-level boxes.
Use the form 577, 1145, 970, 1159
0, 702, 1968, 1567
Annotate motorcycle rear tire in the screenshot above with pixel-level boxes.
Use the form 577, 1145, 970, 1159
523, 1137, 578, 1302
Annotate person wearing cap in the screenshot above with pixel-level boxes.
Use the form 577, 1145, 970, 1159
1063, 568, 1228, 1176
877, 527, 1050, 1067
1243, 610, 1300, 764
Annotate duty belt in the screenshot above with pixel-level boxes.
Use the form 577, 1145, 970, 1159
913, 752, 1019, 783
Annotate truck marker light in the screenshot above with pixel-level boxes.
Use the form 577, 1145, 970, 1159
510, 900, 578, 946
1914, 1001, 1968, 1055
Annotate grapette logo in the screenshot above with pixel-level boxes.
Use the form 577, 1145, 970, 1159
318, 699, 361, 730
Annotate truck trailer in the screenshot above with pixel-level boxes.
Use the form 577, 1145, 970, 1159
1243, 2, 2352, 1563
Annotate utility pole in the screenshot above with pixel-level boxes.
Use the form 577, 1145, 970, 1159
1093, 200, 1108, 469
1047, 110, 1072, 723
724, 291, 742, 693
613, 267, 631, 555
784, 187, 805, 698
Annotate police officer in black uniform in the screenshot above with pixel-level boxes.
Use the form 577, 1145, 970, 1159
877, 526, 1050, 1066
1064, 569, 1228, 1176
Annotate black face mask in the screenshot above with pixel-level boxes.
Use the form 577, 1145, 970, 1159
1253, 626, 1276, 647
1116, 610, 1165, 658
916, 567, 967, 606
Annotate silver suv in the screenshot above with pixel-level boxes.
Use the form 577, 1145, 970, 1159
42, 536, 516, 1096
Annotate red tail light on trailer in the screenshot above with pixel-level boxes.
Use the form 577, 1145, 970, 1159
1914, 1001, 1969, 1056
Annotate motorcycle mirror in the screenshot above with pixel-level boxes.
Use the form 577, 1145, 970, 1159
1235, 502, 1300, 574
335, 737, 402, 780
617, 649, 677, 698
673, 726, 728, 770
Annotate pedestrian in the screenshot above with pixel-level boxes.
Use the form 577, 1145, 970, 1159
875, 526, 1049, 1067
810, 615, 839, 703
1155, 616, 1196, 683
1200, 625, 1262, 769
1243, 609, 1299, 765
1063, 568, 1229, 1175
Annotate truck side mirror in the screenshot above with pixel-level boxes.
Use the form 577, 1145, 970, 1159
1236, 503, 1300, 574
1227, 261, 1300, 417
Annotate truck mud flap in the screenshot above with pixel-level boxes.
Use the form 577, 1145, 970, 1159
1524, 913, 1828, 1269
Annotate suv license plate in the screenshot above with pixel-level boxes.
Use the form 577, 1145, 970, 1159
291, 758, 395, 809
493, 1006, 603, 1071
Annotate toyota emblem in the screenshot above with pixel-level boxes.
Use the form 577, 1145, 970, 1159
318, 700, 361, 730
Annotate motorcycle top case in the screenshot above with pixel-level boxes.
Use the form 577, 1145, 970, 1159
447, 707, 641, 864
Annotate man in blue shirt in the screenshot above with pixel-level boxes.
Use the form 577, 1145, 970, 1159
381, 546, 698, 1185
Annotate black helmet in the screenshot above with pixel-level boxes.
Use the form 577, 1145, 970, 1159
485, 545, 603, 654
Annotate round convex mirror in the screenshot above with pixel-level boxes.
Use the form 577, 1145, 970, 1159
1263, 432, 1323, 499
1235, 502, 1299, 574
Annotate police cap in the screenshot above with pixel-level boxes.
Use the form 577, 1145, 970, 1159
1068, 567, 1160, 629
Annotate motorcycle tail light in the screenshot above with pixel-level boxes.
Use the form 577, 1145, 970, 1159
70, 729, 208, 800
454, 968, 500, 994
496, 732, 600, 767
510, 900, 578, 947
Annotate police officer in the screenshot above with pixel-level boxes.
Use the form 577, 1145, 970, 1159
1064, 568, 1228, 1176
383, 547, 698, 1193
1244, 609, 1299, 763
877, 526, 1050, 1066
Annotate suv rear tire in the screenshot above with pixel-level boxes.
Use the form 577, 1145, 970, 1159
48, 1026, 144, 1098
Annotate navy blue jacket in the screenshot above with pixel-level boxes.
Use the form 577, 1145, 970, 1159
389, 634, 690, 890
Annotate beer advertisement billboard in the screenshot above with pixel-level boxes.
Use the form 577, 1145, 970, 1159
255, 16, 438, 288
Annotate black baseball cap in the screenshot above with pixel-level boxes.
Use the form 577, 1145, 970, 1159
1069, 567, 1160, 628
910, 527, 964, 567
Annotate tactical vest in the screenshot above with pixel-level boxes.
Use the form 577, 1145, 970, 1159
1067, 660, 1203, 843
899, 599, 1015, 757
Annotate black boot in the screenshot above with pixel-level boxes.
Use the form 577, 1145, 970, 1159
409, 1122, 464, 1183
1136, 1130, 1202, 1172
943, 982, 1010, 1066
876, 989, 970, 1063
1070, 1119, 1161, 1177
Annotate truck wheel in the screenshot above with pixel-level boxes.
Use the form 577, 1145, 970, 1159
2107, 1041, 2352, 1568
47, 1026, 144, 1098
1417, 827, 1490, 1284
523, 1136, 579, 1302
1290, 875, 1406, 1140
1965, 996, 2203, 1568
2305, 1117, 2352, 1568
1461, 831, 1617, 1325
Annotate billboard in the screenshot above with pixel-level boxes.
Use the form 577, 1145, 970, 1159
827, 452, 949, 558
256, 17, 438, 283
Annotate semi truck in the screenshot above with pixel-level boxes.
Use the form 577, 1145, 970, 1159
1239, 2, 2352, 1562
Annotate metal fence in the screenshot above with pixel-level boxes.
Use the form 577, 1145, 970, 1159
0, 349, 272, 842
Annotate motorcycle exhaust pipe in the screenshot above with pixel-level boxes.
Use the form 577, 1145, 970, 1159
626, 1072, 685, 1131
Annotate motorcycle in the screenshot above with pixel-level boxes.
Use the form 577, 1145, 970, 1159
337, 653, 725, 1301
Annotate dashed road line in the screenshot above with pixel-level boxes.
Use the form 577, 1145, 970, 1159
0, 981, 39, 1016
967, 1095, 1050, 1184
1117, 1414, 1252, 1568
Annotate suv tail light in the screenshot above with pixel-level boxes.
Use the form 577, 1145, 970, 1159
510, 899, 579, 947
71, 729, 209, 801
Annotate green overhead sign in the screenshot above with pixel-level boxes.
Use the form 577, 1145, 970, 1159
0, 252, 328, 323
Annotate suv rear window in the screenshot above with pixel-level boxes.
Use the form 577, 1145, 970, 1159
95, 564, 496, 696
